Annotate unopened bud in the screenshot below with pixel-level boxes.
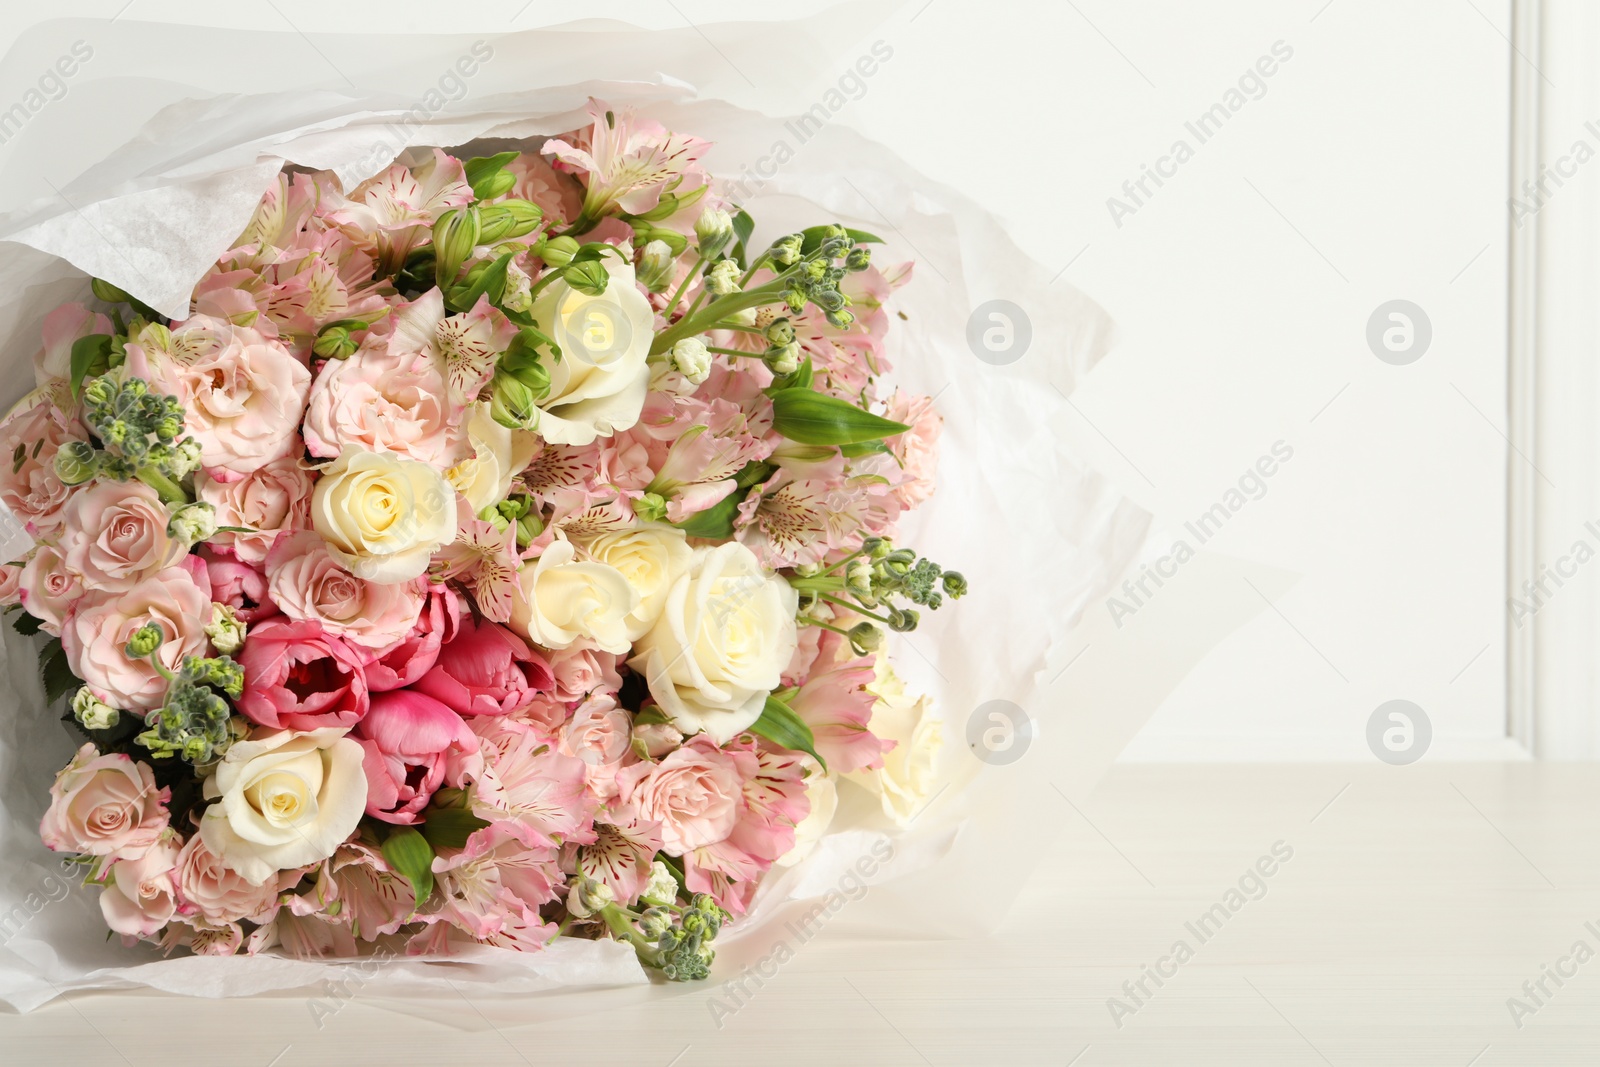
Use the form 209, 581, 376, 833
168, 502, 217, 544
477, 199, 543, 242
489, 373, 538, 430
566, 877, 615, 920
71, 687, 119, 730
313, 325, 358, 360
764, 317, 795, 346
53, 441, 99, 486
637, 240, 676, 292
669, 337, 712, 384
941, 571, 968, 599
847, 621, 883, 655
124, 623, 164, 659
432, 207, 482, 284
764, 342, 801, 376
90, 278, 132, 304
694, 207, 735, 257
633, 492, 668, 523
563, 259, 609, 296
706, 259, 740, 296
203, 603, 247, 655
770, 233, 804, 266
539, 236, 580, 268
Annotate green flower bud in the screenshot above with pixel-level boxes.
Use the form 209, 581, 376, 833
489, 372, 539, 430
477, 199, 543, 242
313, 325, 358, 360
82, 377, 115, 409
565, 876, 615, 920
71, 686, 119, 730
695, 207, 735, 257
941, 571, 968, 599
705, 259, 740, 296
846, 557, 874, 596
669, 337, 712, 384
770, 233, 804, 266
516, 511, 542, 549
53, 441, 99, 486
845, 246, 872, 272
172, 439, 204, 478
472, 168, 517, 201
847, 621, 882, 655
168, 502, 217, 543
432, 207, 482, 284
125, 623, 164, 659
636, 239, 676, 292
539, 236, 581, 268
152, 414, 183, 442
633, 492, 669, 523
563, 259, 610, 297
639, 907, 674, 937
90, 278, 132, 303
764, 342, 801, 376
764, 317, 795, 346
825, 309, 856, 330
203, 603, 247, 655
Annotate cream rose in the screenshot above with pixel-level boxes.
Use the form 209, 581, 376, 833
311, 446, 455, 583
199, 726, 367, 885
578, 524, 692, 640
844, 659, 942, 827
446, 402, 537, 512
629, 542, 799, 743
509, 538, 637, 653
529, 256, 654, 445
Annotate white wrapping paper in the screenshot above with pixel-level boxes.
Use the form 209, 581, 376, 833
0, 11, 1264, 1013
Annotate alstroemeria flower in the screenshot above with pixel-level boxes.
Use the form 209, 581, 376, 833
542, 99, 710, 220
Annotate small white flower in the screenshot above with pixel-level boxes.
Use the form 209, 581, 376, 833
669, 337, 712, 385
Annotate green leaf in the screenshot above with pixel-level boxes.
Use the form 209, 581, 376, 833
69, 334, 114, 399
749, 695, 826, 770
381, 826, 435, 911
672, 461, 775, 539
419, 807, 491, 851
11, 612, 43, 637
769, 388, 911, 446
465, 150, 519, 185
798, 225, 883, 257
40, 638, 80, 704
840, 439, 892, 458
764, 354, 814, 395
445, 252, 515, 312
730, 208, 756, 269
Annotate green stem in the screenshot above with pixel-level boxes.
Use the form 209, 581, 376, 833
651, 280, 790, 355
135, 467, 187, 505
818, 592, 892, 624
663, 254, 706, 321
788, 574, 848, 594
705, 346, 762, 358
800, 618, 854, 637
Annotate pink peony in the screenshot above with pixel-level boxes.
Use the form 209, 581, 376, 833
265, 530, 424, 649
365, 583, 465, 693
17, 544, 83, 636
236, 617, 370, 731
129, 317, 311, 480
100, 838, 181, 938
39, 744, 170, 859
203, 552, 277, 622
56, 480, 185, 593
413, 614, 553, 717
197, 453, 315, 563
172, 834, 286, 926
62, 560, 212, 712
302, 339, 466, 469
613, 735, 744, 855
0, 394, 83, 537
355, 690, 479, 824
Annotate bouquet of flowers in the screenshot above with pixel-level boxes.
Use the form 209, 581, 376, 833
0, 100, 961, 980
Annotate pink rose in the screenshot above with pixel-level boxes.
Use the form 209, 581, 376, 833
0, 393, 83, 537
0, 559, 22, 606
614, 735, 743, 855
236, 617, 370, 731
355, 690, 479, 824
39, 743, 170, 859
17, 544, 82, 635
413, 614, 554, 717
129, 317, 310, 480
57, 480, 185, 593
265, 530, 424, 649
365, 583, 465, 692
203, 552, 277, 622
100, 838, 181, 938
559, 694, 631, 768
302, 342, 465, 469
546, 645, 622, 703
682, 742, 810, 916
63, 561, 212, 711
172, 834, 284, 925
197, 453, 314, 563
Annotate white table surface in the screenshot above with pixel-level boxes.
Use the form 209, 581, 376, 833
5, 762, 1599, 1065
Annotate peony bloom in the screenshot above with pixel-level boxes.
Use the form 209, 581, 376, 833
265, 530, 425, 649
100, 838, 181, 938
843, 658, 943, 827
17, 544, 83, 636
629, 542, 799, 743
413, 614, 553, 718
509, 538, 637, 654
172, 834, 287, 926
526, 255, 655, 446
310, 446, 456, 584
62, 561, 212, 712
577, 524, 692, 641
39, 744, 170, 859
365, 582, 464, 692
127, 317, 310, 480
199, 726, 368, 885
236, 617, 370, 731
197, 454, 315, 564
56, 480, 186, 593
0, 391, 84, 537
354, 689, 479, 824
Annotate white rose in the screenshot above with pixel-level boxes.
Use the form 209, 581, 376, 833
630, 542, 799, 744
530, 256, 654, 445
844, 659, 942, 827
446, 402, 537, 513
776, 759, 837, 868
579, 525, 692, 640
199, 727, 367, 886
311, 446, 455, 583
510, 538, 638, 653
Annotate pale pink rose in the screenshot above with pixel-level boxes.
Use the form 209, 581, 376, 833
683, 741, 810, 916
130, 318, 310, 480
364, 583, 465, 693
265, 530, 424, 649
39, 743, 170, 859
0, 393, 85, 537
302, 343, 465, 469
559, 694, 631, 768
0, 559, 22, 606
100, 838, 181, 938
57, 480, 185, 593
197, 453, 315, 563
17, 544, 83, 636
172, 835, 284, 925
62, 561, 212, 712
355, 690, 479, 824
613, 734, 743, 855
546, 645, 622, 703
